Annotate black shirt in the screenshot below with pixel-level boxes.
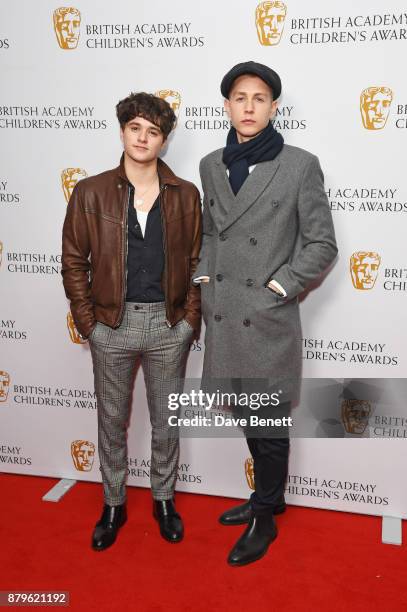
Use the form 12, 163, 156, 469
126, 185, 165, 302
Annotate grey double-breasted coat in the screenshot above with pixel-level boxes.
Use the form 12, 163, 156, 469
194, 144, 338, 399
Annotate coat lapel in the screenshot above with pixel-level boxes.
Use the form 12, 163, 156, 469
208, 154, 236, 230
219, 156, 281, 232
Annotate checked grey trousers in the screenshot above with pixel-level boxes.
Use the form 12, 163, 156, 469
89, 302, 193, 506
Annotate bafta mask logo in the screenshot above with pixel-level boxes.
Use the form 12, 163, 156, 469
256, 1, 287, 46
61, 168, 87, 203
245, 457, 255, 490
342, 399, 371, 435
155, 90, 181, 117
71, 439, 95, 471
67, 311, 86, 344
53, 7, 81, 50
360, 87, 393, 130
0, 371, 10, 403
0, 240, 3, 268
350, 251, 381, 290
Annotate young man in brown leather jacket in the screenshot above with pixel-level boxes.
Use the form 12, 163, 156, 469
62, 92, 202, 551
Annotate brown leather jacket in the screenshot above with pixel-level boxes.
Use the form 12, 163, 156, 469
62, 155, 202, 339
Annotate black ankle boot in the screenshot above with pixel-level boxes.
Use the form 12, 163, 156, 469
153, 499, 184, 543
219, 500, 252, 525
91, 503, 127, 551
219, 498, 286, 526
227, 513, 277, 566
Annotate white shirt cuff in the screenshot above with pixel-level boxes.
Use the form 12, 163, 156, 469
193, 276, 210, 284
268, 279, 287, 297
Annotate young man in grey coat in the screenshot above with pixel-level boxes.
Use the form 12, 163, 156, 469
194, 61, 338, 566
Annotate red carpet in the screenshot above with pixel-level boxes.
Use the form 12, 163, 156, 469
1, 473, 405, 611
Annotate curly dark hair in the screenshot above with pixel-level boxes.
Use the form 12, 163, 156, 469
116, 92, 176, 139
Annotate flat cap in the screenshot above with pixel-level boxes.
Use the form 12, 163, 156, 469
220, 61, 282, 100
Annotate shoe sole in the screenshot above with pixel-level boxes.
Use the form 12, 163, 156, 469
219, 504, 286, 526
159, 533, 184, 544
227, 533, 278, 567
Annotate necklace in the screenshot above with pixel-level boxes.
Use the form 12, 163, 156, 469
134, 175, 158, 208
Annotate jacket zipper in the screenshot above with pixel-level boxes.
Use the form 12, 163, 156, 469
159, 184, 171, 327
114, 183, 130, 328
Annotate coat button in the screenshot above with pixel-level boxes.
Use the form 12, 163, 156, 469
118, 183, 122, 189
250, 237, 257, 245
246, 279, 254, 287
214, 314, 222, 322
219, 233, 227, 241
243, 319, 251, 327
216, 274, 223, 281
209, 199, 214, 207
134, 305, 139, 310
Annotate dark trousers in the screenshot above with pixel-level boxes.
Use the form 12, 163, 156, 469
247, 436, 290, 515
234, 396, 291, 516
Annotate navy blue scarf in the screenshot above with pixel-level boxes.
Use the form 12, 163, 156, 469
222, 122, 284, 195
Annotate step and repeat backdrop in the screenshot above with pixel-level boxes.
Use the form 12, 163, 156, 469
1, 0, 406, 517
